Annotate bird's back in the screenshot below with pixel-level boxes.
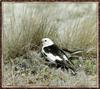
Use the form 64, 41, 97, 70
43, 45, 68, 59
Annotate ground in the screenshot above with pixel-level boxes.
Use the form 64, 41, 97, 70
3, 50, 97, 87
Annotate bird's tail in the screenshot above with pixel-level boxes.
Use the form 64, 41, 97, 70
65, 64, 77, 76
69, 66, 77, 75
70, 69, 77, 75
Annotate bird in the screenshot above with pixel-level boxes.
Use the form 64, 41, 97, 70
41, 38, 77, 75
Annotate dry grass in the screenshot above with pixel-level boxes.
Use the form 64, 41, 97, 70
3, 51, 97, 87
2, 2, 98, 87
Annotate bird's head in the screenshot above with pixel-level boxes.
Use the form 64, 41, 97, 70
42, 38, 54, 47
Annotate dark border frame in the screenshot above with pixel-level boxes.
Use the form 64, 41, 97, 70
0, 0, 99, 89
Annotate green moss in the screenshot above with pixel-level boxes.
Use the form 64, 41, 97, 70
83, 60, 96, 75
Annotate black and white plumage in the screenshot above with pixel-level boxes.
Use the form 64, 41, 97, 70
41, 38, 77, 75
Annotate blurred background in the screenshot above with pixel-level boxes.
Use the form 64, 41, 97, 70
2, 2, 98, 87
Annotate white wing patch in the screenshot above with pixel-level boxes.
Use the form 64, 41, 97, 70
47, 53, 56, 62
63, 55, 69, 61
42, 47, 68, 63
46, 53, 63, 62
55, 56, 63, 61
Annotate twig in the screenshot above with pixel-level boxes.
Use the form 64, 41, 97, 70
9, 58, 15, 85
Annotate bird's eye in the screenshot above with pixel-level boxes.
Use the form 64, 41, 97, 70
44, 40, 47, 42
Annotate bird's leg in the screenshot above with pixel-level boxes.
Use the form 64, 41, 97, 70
61, 66, 65, 71
65, 66, 69, 71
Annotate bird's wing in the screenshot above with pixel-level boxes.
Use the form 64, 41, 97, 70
43, 45, 76, 74
44, 45, 74, 65
43, 44, 68, 59
54, 45, 75, 70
